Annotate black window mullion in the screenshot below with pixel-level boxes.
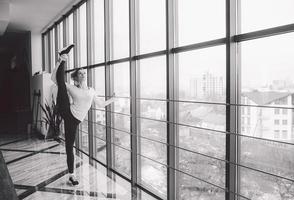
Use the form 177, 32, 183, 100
226, 0, 238, 199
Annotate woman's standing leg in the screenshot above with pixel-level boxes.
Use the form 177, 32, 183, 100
64, 116, 79, 174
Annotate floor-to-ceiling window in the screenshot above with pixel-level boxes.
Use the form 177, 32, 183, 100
42, 0, 294, 199
239, 1, 294, 199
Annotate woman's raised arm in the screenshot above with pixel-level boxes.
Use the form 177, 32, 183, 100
93, 92, 116, 108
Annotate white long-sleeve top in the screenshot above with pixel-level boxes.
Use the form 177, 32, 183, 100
51, 62, 114, 122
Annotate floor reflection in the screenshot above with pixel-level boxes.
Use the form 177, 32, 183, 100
0, 135, 158, 200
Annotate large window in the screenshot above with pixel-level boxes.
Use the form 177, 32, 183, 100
67, 13, 74, 70
177, 45, 226, 199
49, 29, 55, 72
93, 67, 106, 163
177, 0, 225, 46
240, 32, 294, 200
78, 3, 87, 67
112, 62, 131, 177
138, 0, 166, 54
57, 22, 64, 51
111, 0, 129, 59
241, 0, 294, 33
42, 1, 294, 199
93, 0, 104, 64
137, 56, 167, 198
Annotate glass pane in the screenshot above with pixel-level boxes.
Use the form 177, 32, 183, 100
80, 120, 89, 153
241, 33, 294, 96
95, 137, 106, 164
58, 22, 64, 50
138, 156, 167, 199
78, 3, 87, 67
177, 0, 225, 46
139, 56, 166, 99
240, 33, 294, 199
68, 14, 74, 70
240, 165, 294, 200
113, 113, 130, 133
114, 98, 130, 115
138, 56, 167, 198
94, 109, 106, 126
94, 121, 106, 163
177, 171, 225, 200
94, 67, 105, 96
113, 62, 130, 97
113, 129, 130, 149
113, 146, 131, 177
138, 0, 166, 54
112, 61, 131, 177
177, 45, 226, 199
50, 29, 56, 72
241, 0, 294, 33
81, 131, 89, 153
140, 100, 166, 121
178, 102, 226, 132
179, 148, 226, 191
178, 45, 226, 102
179, 125, 225, 160
93, 0, 104, 64
140, 118, 166, 143
112, 0, 129, 59
44, 34, 49, 71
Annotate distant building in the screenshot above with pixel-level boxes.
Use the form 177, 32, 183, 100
189, 72, 224, 98
241, 91, 294, 142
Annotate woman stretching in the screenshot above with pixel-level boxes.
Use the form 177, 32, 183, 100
51, 44, 115, 185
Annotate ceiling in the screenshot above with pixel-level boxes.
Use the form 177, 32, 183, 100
0, 0, 77, 35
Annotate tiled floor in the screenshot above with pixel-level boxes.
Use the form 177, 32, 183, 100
0, 135, 156, 200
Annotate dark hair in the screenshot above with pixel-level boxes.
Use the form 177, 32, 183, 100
71, 68, 81, 81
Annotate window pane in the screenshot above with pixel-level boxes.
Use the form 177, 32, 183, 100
113, 62, 130, 97
58, 22, 64, 50
138, 56, 167, 198
93, 67, 106, 162
95, 136, 106, 164
50, 29, 56, 72
93, 0, 104, 64
240, 150, 294, 200
138, 156, 167, 199
241, 0, 294, 33
240, 33, 294, 199
138, 0, 166, 54
112, 0, 129, 59
139, 56, 166, 99
178, 45, 226, 102
68, 14, 74, 70
112, 62, 131, 177
177, 0, 225, 46
94, 67, 105, 96
178, 171, 225, 200
113, 113, 130, 133
78, 3, 87, 67
113, 146, 131, 177
179, 102, 226, 132
177, 45, 226, 199
80, 120, 89, 153
44, 34, 49, 71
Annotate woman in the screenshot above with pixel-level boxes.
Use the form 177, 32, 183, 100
51, 44, 115, 185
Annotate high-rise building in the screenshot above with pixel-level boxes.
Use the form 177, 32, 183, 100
189, 72, 224, 98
